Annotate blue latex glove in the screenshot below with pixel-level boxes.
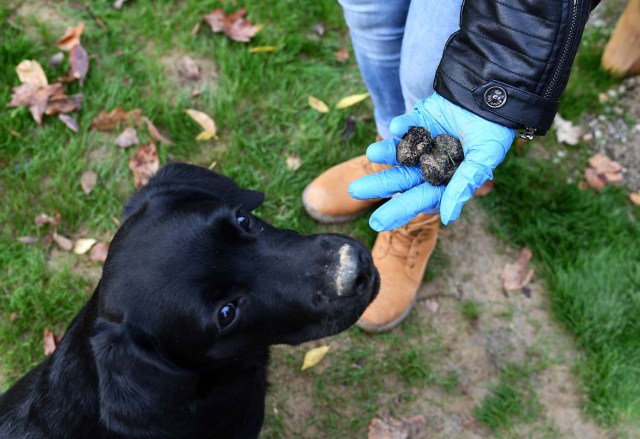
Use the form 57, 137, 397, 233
348, 93, 515, 231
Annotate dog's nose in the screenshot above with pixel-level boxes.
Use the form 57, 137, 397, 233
333, 243, 374, 298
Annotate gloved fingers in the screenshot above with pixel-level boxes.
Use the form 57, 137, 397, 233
348, 166, 424, 200
366, 138, 401, 165
368, 183, 444, 231
439, 159, 492, 225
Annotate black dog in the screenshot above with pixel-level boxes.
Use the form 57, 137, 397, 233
0, 163, 379, 438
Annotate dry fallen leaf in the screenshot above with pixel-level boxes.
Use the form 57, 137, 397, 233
301, 345, 330, 370
49, 52, 64, 68
52, 232, 74, 251
286, 154, 302, 171
113, 0, 128, 9
368, 416, 427, 439
90, 242, 109, 262
500, 247, 534, 291
335, 48, 350, 62
35, 212, 61, 227
70, 45, 89, 85
16, 236, 38, 244
91, 107, 142, 131
336, 92, 369, 109
115, 127, 140, 148
474, 179, 494, 197
424, 299, 440, 314
44, 330, 61, 356
553, 113, 583, 145
249, 46, 277, 53
308, 96, 329, 113
16, 60, 48, 86
129, 142, 160, 188
45, 93, 83, 116
185, 108, 217, 140
57, 23, 85, 51
630, 192, 640, 206
8, 82, 64, 125
81, 170, 98, 194
204, 8, 261, 43
143, 117, 174, 145
59, 114, 80, 132
73, 238, 97, 255
180, 56, 201, 80
583, 153, 624, 191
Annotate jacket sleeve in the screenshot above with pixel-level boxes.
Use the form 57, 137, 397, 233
433, 0, 601, 137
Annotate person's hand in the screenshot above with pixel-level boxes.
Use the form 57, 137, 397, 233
348, 93, 515, 231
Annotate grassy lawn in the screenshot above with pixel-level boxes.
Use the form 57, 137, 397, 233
1, 0, 639, 436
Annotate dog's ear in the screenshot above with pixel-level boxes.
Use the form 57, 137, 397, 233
123, 163, 265, 220
90, 317, 196, 436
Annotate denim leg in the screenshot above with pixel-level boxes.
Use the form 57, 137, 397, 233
400, 0, 463, 111
338, 0, 411, 139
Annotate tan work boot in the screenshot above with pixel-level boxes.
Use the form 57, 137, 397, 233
357, 214, 440, 332
302, 155, 392, 223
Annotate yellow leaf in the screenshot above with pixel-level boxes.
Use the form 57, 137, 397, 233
335, 92, 369, 109
185, 109, 217, 137
301, 345, 330, 371
254, 24, 265, 34
249, 46, 277, 53
73, 238, 97, 255
196, 130, 216, 141
16, 60, 48, 86
308, 96, 329, 113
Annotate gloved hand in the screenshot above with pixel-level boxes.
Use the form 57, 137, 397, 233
348, 92, 515, 231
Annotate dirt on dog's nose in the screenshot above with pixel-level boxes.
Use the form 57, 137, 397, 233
332, 243, 375, 298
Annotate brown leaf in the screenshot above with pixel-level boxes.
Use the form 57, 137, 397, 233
500, 247, 534, 291
204, 8, 261, 43
630, 192, 640, 206
16, 60, 48, 86
59, 114, 80, 132
368, 416, 426, 439
57, 23, 85, 51
45, 93, 83, 116
180, 56, 201, 80
588, 153, 622, 174
8, 83, 64, 125
70, 45, 89, 85
44, 330, 60, 356
584, 167, 607, 191
52, 232, 74, 251
143, 117, 174, 145
35, 212, 61, 227
91, 107, 142, 131
129, 142, 160, 188
115, 127, 140, 148
90, 242, 109, 262
474, 179, 494, 197
335, 48, 349, 62
81, 170, 98, 194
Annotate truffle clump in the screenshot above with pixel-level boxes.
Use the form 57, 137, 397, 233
395, 127, 464, 186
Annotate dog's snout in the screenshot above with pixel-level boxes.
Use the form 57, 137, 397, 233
333, 243, 374, 298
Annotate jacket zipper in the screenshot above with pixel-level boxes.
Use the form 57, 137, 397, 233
543, 0, 581, 100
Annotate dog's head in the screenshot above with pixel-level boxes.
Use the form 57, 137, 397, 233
96, 163, 378, 368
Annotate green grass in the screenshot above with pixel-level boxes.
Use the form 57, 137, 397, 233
460, 299, 481, 324
474, 364, 541, 431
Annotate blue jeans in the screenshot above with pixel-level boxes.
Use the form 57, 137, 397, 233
338, 0, 462, 139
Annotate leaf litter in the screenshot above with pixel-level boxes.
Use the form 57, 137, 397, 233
204, 8, 262, 43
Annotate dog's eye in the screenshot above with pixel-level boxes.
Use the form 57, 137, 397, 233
218, 303, 237, 328
235, 212, 251, 231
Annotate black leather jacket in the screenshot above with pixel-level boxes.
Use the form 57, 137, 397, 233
434, 0, 602, 137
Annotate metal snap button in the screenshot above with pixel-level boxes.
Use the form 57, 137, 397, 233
484, 86, 507, 108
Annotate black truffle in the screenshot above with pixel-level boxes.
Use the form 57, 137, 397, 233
396, 126, 432, 166
419, 134, 464, 186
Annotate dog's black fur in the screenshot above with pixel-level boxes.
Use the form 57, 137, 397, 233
0, 163, 379, 438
